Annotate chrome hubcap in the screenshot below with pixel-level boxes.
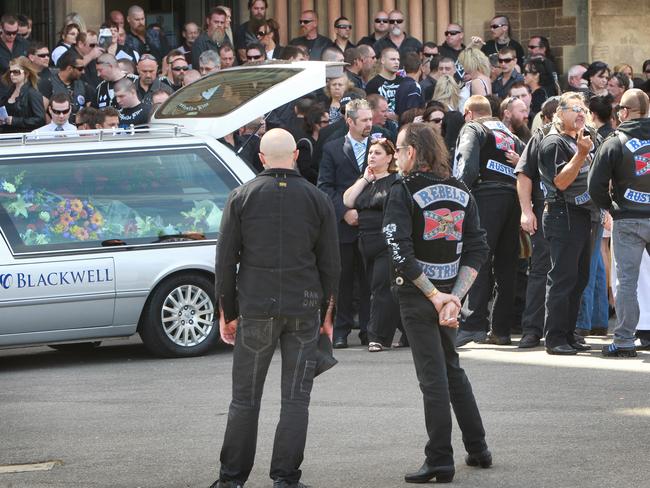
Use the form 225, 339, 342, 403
161, 284, 214, 347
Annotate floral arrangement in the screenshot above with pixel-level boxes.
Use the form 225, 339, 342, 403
1, 172, 221, 246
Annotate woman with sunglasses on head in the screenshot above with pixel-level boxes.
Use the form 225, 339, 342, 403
343, 137, 401, 352
537, 92, 601, 355
0, 56, 45, 132
523, 58, 552, 123
254, 19, 282, 59
51, 23, 81, 67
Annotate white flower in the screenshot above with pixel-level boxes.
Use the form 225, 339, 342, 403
2, 181, 16, 193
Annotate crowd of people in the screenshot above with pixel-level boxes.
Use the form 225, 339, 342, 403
0, 2, 648, 358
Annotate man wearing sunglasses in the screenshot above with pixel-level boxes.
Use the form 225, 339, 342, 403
33, 93, 77, 134
492, 47, 523, 99
0, 14, 29, 76
357, 10, 390, 47
589, 89, 650, 358
480, 15, 524, 69
288, 10, 333, 61
50, 50, 94, 118
332, 16, 355, 52
27, 42, 54, 98
372, 9, 422, 61
438, 23, 465, 61
75, 30, 105, 89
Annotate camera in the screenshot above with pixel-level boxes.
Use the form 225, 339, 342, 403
98, 28, 112, 50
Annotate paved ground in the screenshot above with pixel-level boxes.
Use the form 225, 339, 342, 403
0, 333, 648, 488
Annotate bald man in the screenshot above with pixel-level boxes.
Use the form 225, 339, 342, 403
213, 128, 341, 488
589, 89, 650, 358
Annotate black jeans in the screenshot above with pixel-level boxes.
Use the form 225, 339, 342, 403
359, 232, 402, 346
219, 314, 319, 485
397, 285, 488, 467
521, 199, 551, 338
542, 203, 592, 348
335, 241, 370, 340
461, 190, 521, 336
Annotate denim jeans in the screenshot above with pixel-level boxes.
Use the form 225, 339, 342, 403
612, 218, 650, 348
219, 313, 319, 485
576, 223, 609, 330
397, 285, 487, 467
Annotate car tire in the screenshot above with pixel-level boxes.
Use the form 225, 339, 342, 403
49, 342, 101, 352
140, 272, 218, 358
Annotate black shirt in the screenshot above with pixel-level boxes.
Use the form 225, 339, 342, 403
118, 103, 151, 127
373, 35, 422, 61
365, 74, 403, 113
216, 168, 341, 322
355, 173, 398, 233
482, 39, 525, 69
94, 73, 139, 108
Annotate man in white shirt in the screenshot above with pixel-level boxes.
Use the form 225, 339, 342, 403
32, 93, 78, 134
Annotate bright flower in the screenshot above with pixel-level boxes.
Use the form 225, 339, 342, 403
2, 181, 16, 193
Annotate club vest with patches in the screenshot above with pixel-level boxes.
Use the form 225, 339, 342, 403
477, 119, 518, 187
613, 131, 650, 211
402, 172, 471, 288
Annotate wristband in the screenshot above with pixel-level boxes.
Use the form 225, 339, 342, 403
424, 287, 439, 298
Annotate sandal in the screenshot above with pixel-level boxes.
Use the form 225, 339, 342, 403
368, 342, 384, 352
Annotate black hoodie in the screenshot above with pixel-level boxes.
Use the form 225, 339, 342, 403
588, 118, 650, 219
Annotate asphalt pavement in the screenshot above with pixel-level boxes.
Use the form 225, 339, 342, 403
0, 334, 648, 488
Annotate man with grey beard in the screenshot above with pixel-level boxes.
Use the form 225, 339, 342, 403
193, 7, 233, 69
372, 9, 421, 60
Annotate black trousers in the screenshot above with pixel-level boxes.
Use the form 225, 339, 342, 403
461, 190, 521, 336
521, 199, 550, 338
542, 203, 592, 348
335, 241, 370, 340
397, 285, 488, 467
359, 232, 402, 346
219, 314, 319, 485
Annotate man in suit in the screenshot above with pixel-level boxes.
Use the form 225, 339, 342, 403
317, 99, 373, 348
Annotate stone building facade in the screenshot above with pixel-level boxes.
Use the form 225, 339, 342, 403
3, 0, 649, 74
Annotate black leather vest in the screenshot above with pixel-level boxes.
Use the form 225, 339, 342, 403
614, 132, 650, 209
402, 172, 471, 289
477, 119, 517, 187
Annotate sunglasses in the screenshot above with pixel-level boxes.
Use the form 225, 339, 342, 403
523, 70, 537, 75
444, 30, 461, 36
35, 52, 50, 57
247, 54, 263, 60
375, 18, 389, 23
73, 65, 85, 71
528, 45, 541, 49
562, 104, 588, 114
298, 19, 313, 25
172, 66, 189, 71
88, 43, 97, 48
256, 30, 269, 37
490, 24, 506, 29
616, 105, 630, 113
3, 30, 18, 36
9, 69, 23, 75
319, 119, 329, 125
498, 58, 513, 63
51, 107, 71, 115
335, 24, 352, 29
389, 19, 404, 24
429, 118, 443, 124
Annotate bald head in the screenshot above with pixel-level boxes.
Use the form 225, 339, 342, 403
259, 128, 297, 169
620, 88, 650, 118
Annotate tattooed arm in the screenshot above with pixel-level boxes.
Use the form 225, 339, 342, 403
451, 265, 479, 300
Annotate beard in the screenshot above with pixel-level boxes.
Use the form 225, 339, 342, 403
512, 119, 531, 143
133, 23, 146, 36
210, 29, 226, 44
391, 27, 402, 36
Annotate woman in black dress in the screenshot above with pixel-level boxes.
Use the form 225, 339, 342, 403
0, 56, 45, 133
343, 137, 401, 351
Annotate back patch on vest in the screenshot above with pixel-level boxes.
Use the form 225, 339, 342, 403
413, 184, 469, 208
423, 209, 464, 241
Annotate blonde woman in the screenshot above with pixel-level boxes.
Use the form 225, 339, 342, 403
458, 47, 492, 110
613, 63, 635, 88
432, 74, 461, 111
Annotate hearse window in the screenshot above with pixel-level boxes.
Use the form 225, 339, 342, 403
0, 147, 238, 253
156, 67, 300, 118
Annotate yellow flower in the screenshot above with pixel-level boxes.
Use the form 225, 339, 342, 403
70, 199, 83, 213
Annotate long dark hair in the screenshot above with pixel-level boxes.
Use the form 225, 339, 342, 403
399, 122, 450, 178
